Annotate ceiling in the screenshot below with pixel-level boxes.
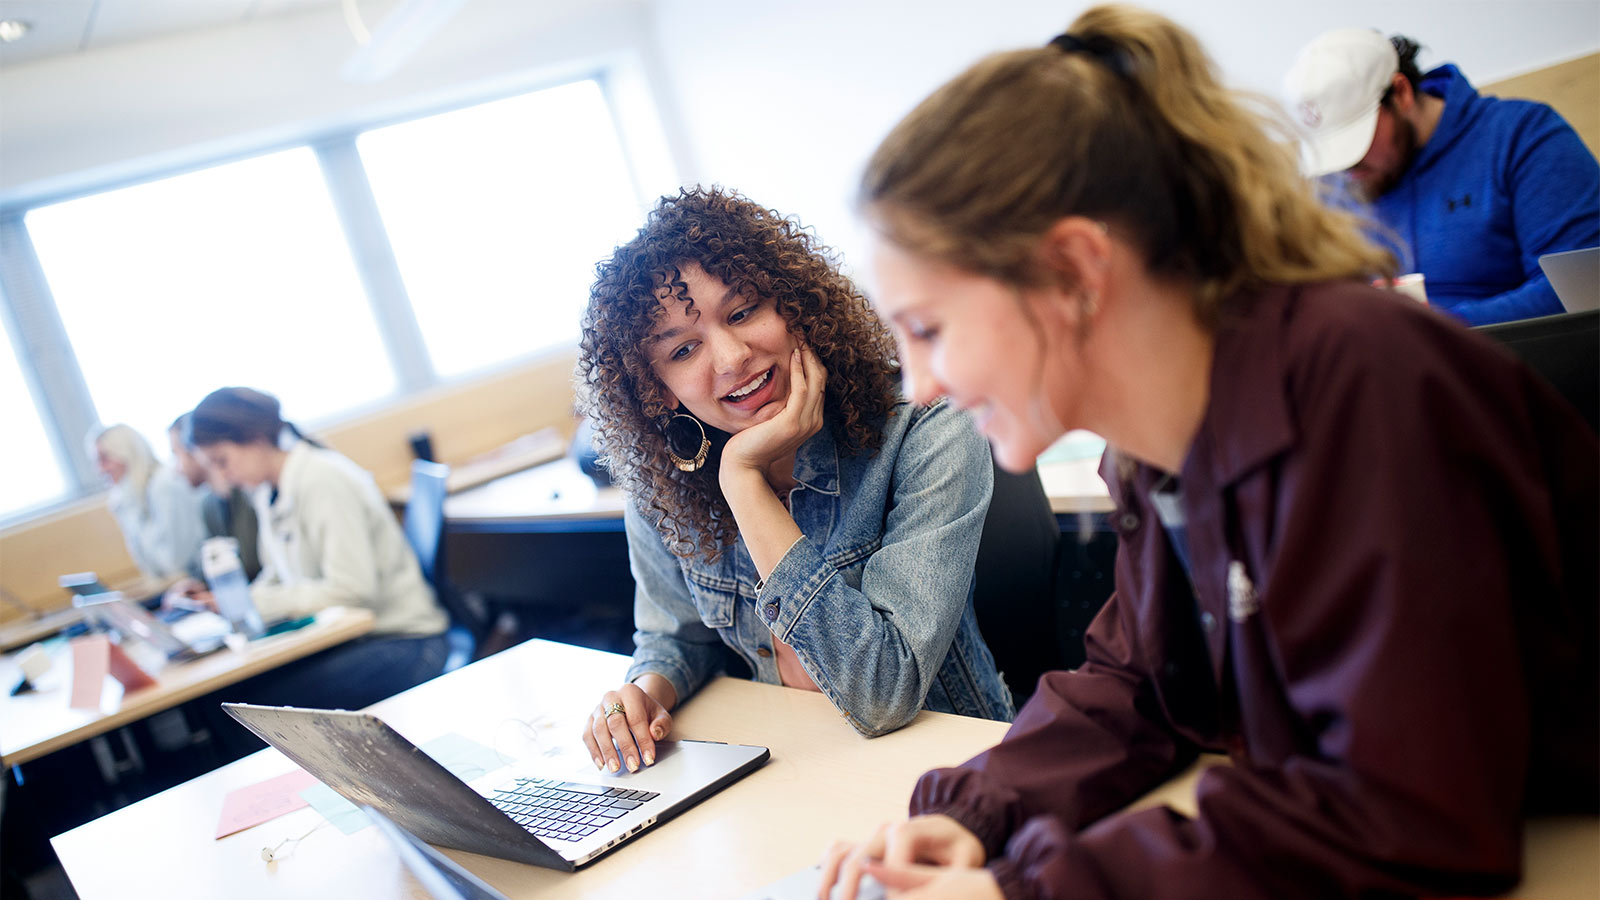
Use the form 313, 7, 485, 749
0, 0, 378, 67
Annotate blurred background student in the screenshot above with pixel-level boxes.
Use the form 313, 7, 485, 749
184, 386, 448, 713
168, 413, 261, 581
87, 423, 207, 581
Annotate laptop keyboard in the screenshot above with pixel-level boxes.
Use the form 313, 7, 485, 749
489, 777, 660, 843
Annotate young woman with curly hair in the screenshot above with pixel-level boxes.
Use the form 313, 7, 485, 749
575, 188, 1012, 775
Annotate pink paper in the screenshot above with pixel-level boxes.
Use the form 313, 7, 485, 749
69, 634, 111, 709
215, 769, 319, 839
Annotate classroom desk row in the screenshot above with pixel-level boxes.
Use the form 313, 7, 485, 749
0, 607, 376, 769
439, 450, 1113, 535
48, 638, 1599, 899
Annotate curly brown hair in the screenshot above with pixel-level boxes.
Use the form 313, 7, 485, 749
576, 188, 899, 561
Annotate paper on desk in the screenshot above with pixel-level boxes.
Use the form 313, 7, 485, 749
215, 768, 319, 838
298, 733, 507, 835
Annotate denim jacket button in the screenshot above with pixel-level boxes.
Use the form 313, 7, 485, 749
764, 602, 779, 621
1116, 512, 1140, 531
1199, 611, 1217, 632
756, 647, 772, 658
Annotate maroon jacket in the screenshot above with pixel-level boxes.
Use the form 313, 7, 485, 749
912, 281, 1598, 899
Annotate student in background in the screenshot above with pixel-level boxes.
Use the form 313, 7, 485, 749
168, 413, 261, 581
575, 188, 1011, 775
87, 423, 207, 580
1284, 28, 1600, 325
185, 387, 448, 710
821, 6, 1598, 899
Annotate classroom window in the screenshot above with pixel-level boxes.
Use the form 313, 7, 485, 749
358, 79, 644, 378
0, 312, 69, 517
25, 148, 397, 454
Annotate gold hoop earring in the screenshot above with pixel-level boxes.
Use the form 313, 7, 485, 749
664, 412, 709, 472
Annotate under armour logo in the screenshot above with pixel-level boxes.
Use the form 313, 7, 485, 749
1446, 194, 1473, 212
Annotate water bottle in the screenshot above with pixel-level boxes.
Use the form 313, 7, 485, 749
201, 537, 265, 638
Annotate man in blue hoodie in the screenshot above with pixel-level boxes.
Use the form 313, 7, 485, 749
1286, 29, 1599, 325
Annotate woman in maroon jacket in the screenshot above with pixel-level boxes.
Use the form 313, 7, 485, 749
821, 5, 1598, 900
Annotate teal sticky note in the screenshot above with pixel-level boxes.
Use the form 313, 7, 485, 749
296, 732, 509, 834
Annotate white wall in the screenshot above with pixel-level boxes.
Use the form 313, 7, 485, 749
651, 0, 1600, 274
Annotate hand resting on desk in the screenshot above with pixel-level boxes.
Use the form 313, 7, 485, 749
818, 815, 999, 900
581, 673, 676, 774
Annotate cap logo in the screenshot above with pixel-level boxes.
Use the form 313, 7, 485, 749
1297, 100, 1323, 129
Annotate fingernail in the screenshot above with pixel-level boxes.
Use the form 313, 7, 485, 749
626, 756, 638, 772
609, 759, 620, 772
592, 757, 602, 770
651, 726, 664, 739
644, 751, 655, 766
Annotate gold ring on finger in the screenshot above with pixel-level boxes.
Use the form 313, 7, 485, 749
603, 701, 626, 718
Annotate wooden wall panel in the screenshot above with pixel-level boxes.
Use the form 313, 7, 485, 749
1483, 53, 1599, 158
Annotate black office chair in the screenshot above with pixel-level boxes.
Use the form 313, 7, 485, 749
403, 459, 484, 672
971, 458, 1067, 706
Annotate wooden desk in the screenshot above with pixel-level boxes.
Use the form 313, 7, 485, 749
51, 639, 1596, 899
444, 457, 626, 534
443, 454, 1108, 534
1, 607, 375, 768
0, 573, 179, 653
387, 429, 570, 506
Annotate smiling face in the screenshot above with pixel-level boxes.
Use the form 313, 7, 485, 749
643, 263, 801, 436
870, 238, 1088, 473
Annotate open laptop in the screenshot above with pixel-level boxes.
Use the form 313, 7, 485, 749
365, 806, 510, 900
74, 592, 229, 662
222, 703, 769, 871
1538, 246, 1600, 313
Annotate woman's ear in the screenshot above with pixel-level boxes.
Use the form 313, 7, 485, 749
1038, 217, 1113, 300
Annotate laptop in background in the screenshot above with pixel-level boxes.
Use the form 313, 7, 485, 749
74, 592, 229, 662
1538, 246, 1600, 313
223, 703, 769, 871
365, 806, 510, 900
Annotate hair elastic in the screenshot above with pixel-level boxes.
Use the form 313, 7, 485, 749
1047, 32, 1133, 79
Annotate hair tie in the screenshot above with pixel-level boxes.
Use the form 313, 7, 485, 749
1047, 32, 1133, 79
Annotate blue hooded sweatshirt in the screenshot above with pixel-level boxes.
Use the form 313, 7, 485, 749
1368, 65, 1599, 325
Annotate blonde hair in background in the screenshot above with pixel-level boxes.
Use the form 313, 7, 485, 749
87, 424, 159, 514
860, 3, 1397, 325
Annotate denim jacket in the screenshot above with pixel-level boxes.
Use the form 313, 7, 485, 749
624, 398, 1014, 736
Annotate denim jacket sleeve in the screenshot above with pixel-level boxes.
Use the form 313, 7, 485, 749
759, 402, 994, 736
622, 502, 727, 704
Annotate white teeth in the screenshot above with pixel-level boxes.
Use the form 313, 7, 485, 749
725, 369, 771, 400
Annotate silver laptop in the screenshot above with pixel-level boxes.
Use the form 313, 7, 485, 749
75, 592, 228, 662
365, 806, 510, 900
222, 702, 769, 871
1539, 246, 1600, 313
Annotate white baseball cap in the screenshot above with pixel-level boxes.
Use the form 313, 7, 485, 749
1283, 28, 1400, 176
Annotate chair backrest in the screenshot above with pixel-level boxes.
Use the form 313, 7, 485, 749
1477, 309, 1599, 432
971, 458, 1063, 705
404, 459, 451, 587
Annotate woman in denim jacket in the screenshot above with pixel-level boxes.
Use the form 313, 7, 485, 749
575, 188, 1012, 775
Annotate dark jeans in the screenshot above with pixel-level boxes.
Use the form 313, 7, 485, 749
201, 631, 450, 756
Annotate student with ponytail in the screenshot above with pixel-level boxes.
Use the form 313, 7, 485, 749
821, 6, 1597, 899
186, 387, 449, 709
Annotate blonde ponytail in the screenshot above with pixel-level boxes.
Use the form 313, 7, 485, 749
861, 4, 1395, 324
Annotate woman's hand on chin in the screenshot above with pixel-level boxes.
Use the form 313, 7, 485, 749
720, 346, 827, 489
